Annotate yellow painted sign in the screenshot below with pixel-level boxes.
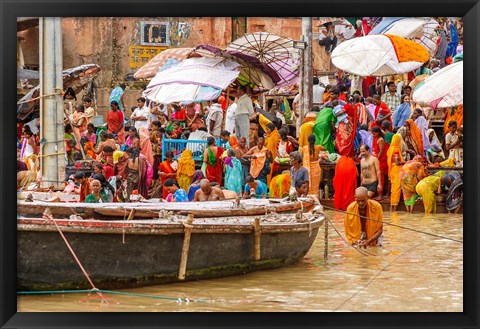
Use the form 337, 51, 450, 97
129, 46, 167, 69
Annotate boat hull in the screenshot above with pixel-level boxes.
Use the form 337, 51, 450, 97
17, 215, 323, 290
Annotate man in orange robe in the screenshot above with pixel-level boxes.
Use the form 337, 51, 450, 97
344, 186, 383, 247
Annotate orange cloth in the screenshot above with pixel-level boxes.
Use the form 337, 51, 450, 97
139, 127, 154, 166
385, 34, 430, 63
344, 199, 383, 247
443, 105, 463, 135
249, 147, 267, 179
333, 156, 357, 210
404, 119, 424, 156
387, 134, 404, 206
229, 135, 239, 149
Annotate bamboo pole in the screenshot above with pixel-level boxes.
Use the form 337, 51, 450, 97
178, 214, 194, 280
127, 208, 136, 220
253, 217, 261, 261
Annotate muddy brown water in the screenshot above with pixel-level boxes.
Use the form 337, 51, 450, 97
17, 211, 463, 312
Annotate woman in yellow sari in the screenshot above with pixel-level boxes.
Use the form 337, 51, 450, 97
18, 154, 39, 190
177, 149, 195, 192
269, 172, 291, 198
443, 105, 463, 136
262, 119, 280, 185
399, 155, 427, 213
415, 171, 445, 214
387, 134, 405, 212
302, 134, 324, 197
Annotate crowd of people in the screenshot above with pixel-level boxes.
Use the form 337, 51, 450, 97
17, 63, 463, 218
16, 17, 464, 223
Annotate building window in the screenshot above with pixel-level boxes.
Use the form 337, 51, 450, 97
140, 21, 170, 46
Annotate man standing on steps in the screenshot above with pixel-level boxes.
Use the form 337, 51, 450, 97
359, 144, 382, 200
312, 76, 325, 107
344, 186, 384, 248
234, 85, 254, 147
381, 81, 401, 116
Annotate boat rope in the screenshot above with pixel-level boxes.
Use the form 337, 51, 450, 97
308, 202, 463, 244
333, 242, 425, 311
17, 289, 209, 303
122, 206, 127, 244
325, 215, 376, 257
42, 212, 110, 304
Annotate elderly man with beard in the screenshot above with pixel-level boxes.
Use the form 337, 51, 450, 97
344, 186, 384, 248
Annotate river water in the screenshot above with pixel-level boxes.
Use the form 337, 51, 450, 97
17, 210, 463, 312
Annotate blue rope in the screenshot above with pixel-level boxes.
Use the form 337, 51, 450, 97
17, 289, 209, 303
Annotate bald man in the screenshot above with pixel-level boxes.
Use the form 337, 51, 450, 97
344, 187, 384, 247
193, 179, 226, 201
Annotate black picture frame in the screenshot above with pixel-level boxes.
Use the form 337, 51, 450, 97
2, 0, 479, 328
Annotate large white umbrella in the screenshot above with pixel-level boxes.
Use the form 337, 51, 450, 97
412, 61, 463, 108
133, 47, 197, 80
331, 34, 430, 77
144, 57, 240, 103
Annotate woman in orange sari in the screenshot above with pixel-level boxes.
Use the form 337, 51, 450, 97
333, 155, 358, 210
156, 150, 177, 199
203, 136, 224, 186
387, 134, 406, 212
403, 119, 424, 158
302, 134, 324, 197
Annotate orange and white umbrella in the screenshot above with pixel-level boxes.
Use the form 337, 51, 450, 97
331, 34, 430, 77
133, 48, 197, 80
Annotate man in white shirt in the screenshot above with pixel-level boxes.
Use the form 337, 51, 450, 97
312, 76, 325, 106
131, 97, 150, 130
206, 99, 223, 138
225, 96, 237, 134
234, 85, 254, 147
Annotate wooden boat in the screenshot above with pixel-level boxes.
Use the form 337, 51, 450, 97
17, 210, 325, 291
17, 197, 316, 220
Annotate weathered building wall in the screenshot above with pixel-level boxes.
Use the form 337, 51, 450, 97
18, 17, 329, 118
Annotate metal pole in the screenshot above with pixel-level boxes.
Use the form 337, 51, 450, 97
324, 218, 329, 260
40, 17, 65, 188
302, 17, 313, 116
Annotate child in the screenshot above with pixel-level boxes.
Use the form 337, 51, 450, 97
333, 104, 349, 128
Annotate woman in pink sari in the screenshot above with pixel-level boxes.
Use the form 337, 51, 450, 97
335, 96, 358, 158
139, 126, 154, 166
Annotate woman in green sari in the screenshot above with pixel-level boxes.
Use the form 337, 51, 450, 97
313, 101, 337, 153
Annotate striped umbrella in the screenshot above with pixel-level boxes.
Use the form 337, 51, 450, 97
133, 47, 197, 80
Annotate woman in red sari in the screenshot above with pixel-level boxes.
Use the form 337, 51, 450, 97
203, 136, 224, 186
335, 96, 358, 158
106, 101, 125, 145
156, 150, 177, 199
371, 126, 389, 201
333, 155, 358, 210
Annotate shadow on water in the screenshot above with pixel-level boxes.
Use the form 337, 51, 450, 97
17, 210, 463, 312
